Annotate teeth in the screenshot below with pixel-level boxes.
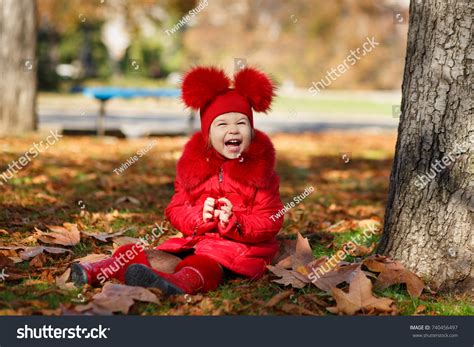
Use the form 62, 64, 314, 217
226, 140, 240, 145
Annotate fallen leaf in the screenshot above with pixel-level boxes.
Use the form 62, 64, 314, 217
415, 304, 426, 314
56, 268, 75, 290
29, 253, 46, 268
275, 255, 292, 269
324, 219, 381, 234
346, 242, 376, 257
113, 236, 142, 247
376, 269, 424, 298
266, 290, 293, 307
308, 263, 361, 292
272, 238, 296, 265
37, 224, 80, 246
0, 254, 13, 268
19, 246, 72, 260
279, 303, 319, 315
292, 233, 315, 275
327, 270, 395, 315
267, 265, 308, 288
363, 255, 424, 298
81, 228, 129, 242
73, 254, 110, 264
77, 283, 159, 314
35, 193, 58, 203
115, 196, 141, 206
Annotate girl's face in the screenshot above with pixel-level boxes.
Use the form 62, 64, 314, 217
209, 112, 252, 159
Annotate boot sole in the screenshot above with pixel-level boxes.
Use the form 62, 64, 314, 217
71, 263, 88, 287
125, 264, 184, 295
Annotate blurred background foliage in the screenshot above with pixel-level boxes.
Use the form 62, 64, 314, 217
36, 0, 408, 91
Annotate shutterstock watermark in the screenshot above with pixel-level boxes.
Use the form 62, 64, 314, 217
307, 223, 378, 283
165, 0, 208, 36
308, 36, 379, 96
414, 134, 474, 190
0, 268, 9, 281
270, 186, 315, 222
0, 130, 63, 185
17, 325, 110, 339
113, 140, 157, 175
97, 222, 167, 283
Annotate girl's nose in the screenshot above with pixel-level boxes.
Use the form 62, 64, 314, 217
228, 125, 239, 134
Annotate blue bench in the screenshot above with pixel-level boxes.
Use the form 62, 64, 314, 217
82, 87, 190, 136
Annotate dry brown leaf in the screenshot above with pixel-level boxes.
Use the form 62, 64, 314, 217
279, 303, 319, 315
114, 196, 141, 206
266, 290, 293, 307
267, 265, 308, 288
415, 304, 426, 314
19, 246, 72, 260
29, 253, 46, 268
81, 228, 129, 242
308, 263, 361, 292
325, 219, 381, 233
113, 236, 142, 247
56, 268, 75, 290
376, 269, 424, 298
327, 270, 395, 315
76, 283, 159, 315
272, 239, 296, 265
363, 255, 424, 298
37, 223, 80, 246
0, 253, 13, 268
275, 255, 292, 269
292, 233, 314, 273
73, 254, 110, 264
346, 242, 376, 257
35, 193, 58, 203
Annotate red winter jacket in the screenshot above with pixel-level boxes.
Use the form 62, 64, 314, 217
156, 129, 284, 279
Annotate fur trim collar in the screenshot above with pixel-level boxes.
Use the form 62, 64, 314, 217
176, 129, 276, 190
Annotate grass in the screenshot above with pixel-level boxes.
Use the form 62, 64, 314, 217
0, 132, 472, 316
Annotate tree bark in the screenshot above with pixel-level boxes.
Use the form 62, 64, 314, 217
0, 0, 38, 136
378, 0, 473, 293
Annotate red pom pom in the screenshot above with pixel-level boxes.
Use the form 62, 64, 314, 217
234, 67, 275, 113
181, 67, 231, 109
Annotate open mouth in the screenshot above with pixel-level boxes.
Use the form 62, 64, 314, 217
224, 139, 242, 153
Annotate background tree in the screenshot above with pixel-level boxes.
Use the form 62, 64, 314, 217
0, 0, 38, 135
378, 0, 473, 292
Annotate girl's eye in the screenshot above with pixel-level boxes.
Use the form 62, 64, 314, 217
238, 121, 246, 125
218, 123, 226, 126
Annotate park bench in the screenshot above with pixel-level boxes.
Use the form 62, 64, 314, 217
82, 87, 193, 136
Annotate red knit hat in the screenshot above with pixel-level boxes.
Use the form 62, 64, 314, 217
181, 66, 275, 141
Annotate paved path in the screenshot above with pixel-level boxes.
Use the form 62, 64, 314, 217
38, 110, 398, 137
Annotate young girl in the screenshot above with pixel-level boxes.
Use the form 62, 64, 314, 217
72, 66, 284, 295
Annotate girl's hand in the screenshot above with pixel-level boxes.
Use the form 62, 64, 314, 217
202, 197, 216, 222
217, 197, 233, 226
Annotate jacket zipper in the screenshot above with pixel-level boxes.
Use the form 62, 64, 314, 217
218, 167, 223, 184
218, 166, 241, 235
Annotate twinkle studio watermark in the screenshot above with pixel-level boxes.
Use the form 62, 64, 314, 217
270, 186, 315, 222
113, 140, 157, 175
165, 0, 208, 36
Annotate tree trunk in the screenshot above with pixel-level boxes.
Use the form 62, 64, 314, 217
378, 0, 473, 293
0, 0, 38, 136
